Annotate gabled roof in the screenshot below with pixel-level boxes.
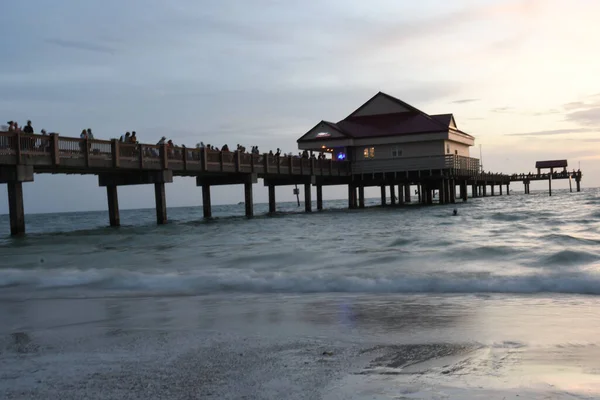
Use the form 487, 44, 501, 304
298, 92, 474, 142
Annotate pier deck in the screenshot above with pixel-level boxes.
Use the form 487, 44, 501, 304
0, 132, 582, 235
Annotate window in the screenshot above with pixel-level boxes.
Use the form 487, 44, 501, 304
391, 147, 402, 158
446, 144, 450, 154
363, 147, 375, 158
455, 150, 458, 155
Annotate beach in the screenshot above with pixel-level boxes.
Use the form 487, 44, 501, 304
1, 189, 600, 399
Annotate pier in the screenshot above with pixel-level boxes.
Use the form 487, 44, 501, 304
0, 131, 539, 236
0, 92, 584, 236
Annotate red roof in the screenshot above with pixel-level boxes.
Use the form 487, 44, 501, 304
298, 92, 474, 142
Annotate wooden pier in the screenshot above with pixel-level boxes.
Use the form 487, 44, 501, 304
0, 132, 583, 236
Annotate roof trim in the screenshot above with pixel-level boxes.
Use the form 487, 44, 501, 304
296, 120, 350, 143
298, 129, 451, 143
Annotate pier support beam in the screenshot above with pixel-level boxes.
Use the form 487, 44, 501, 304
268, 185, 276, 213
499, 183, 503, 195
507, 183, 510, 195
154, 182, 167, 225
7, 182, 25, 236
417, 185, 422, 203
461, 181, 468, 202
398, 184, 405, 204
576, 178, 581, 192
106, 185, 120, 227
390, 185, 396, 205
404, 184, 411, 203
202, 184, 212, 218
439, 180, 446, 204
304, 183, 312, 212
316, 185, 323, 211
449, 179, 456, 203
491, 184, 495, 196
483, 184, 487, 197
380, 186, 386, 207
548, 174, 552, 197
348, 185, 356, 209
244, 178, 253, 217
358, 186, 365, 208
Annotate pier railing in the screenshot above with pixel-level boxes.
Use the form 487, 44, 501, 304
0, 132, 350, 176
352, 154, 481, 175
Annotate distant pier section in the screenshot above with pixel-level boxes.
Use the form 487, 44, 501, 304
0, 92, 583, 236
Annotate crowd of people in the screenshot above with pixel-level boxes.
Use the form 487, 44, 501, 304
2, 121, 333, 160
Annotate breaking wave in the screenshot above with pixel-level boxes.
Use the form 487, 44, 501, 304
4, 268, 600, 295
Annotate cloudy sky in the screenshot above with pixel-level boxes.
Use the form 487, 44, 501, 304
1, 0, 599, 214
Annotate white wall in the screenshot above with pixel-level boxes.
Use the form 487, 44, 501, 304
444, 141, 471, 157
353, 140, 445, 160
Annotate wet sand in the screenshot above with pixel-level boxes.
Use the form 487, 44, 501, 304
2, 293, 600, 399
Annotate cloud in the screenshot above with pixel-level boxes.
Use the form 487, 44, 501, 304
566, 108, 600, 126
506, 128, 594, 136
45, 38, 117, 55
491, 107, 515, 113
451, 98, 479, 104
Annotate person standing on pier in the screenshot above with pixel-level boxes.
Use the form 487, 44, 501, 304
23, 120, 34, 134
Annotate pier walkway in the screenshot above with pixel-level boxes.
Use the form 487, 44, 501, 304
0, 132, 582, 236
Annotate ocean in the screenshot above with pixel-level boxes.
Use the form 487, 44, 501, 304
1, 188, 600, 399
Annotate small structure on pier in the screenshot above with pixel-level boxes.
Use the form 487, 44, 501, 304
516, 159, 581, 195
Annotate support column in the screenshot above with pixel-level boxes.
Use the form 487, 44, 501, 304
472, 184, 477, 198
380, 186, 386, 207
316, 184, 323, 211
244, 179, 254, 217
576, 179, 581, 192
483, 184, 487, 197
398, 184, 405, 205
404, 184, 411, 203
268, 185, 276, 213
348, 184, 355, 209
154, 182, 167, 225
202, 184, 212, 218
304, 183, 312, 212
507, 183, 510, 195
417, 184, 422, 203
106, 185, 120, 227
461, 181, 468, 202
491, 184, 495, 196
449, 179, 456, 204
439, 179, 446, 204
358, 186, 365, 208
548, 174, 552, 196
499, 183, 503, 195
7, 182, 25, 236
390, 185, 396, 205
427, 186, 433, 205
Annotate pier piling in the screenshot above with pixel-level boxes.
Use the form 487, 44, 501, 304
316, 184, 323, 211
358, 186, 365, 208
404, 184, 411, 203
390, 185, 396, 205
154, 182, 167, 224
380, 186, 386, 207
304, 183, 312, 212
268, 185, 276, 213
106, 185, 120, 227
244, 178, 253, 217
202, 185, 212, 218
8, 182, 25, 236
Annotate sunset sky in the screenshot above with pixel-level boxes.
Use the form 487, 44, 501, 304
1, 0, 598, 213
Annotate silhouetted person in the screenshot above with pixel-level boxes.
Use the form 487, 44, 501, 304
23, 120, 33, 134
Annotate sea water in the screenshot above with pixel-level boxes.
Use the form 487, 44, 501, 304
1, 188, 600, 399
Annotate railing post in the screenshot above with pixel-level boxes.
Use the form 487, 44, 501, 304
183, 146, 188, 171
201, 148, 207, 172
235, 150, 240, 173
263, 154, 269, 174
50, 134, 60, 166
84, 138, 90, 167
111, 139, 120, 168
160, 143, 168, 169
15, 132, 22, 164
139, 144, 144, 169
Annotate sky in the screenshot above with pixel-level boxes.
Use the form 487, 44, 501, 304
1, 0, 599, 214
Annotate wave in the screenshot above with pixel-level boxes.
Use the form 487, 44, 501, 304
5, 268, 600, 295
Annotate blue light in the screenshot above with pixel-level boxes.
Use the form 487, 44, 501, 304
337, 152, 346, 161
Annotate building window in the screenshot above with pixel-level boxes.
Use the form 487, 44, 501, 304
446, 144, 450, 154
391, 147, 402, 158
455, 150, 458, 155
363, 147, 375, 158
